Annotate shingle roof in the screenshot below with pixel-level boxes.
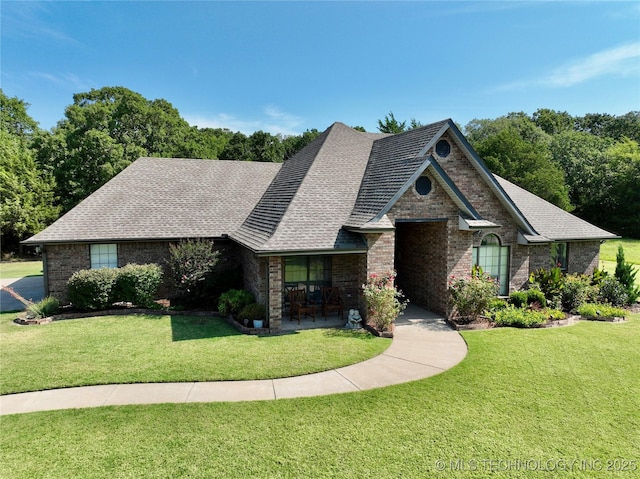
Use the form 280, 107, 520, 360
345, 120, 450, 227
495, 176, 618, 241
25, 121, 617, 250
24, 158, 280, 244
231, 122, 379, 253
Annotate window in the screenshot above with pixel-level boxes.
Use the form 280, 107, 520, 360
284, 255, 331, 303
415, 176, 432, 196
473, 234, 509, 296
90, 244, 117, 269
435, 139, 451, 157
551, 243, 568, 271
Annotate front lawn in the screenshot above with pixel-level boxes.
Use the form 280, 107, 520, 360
1, 314, 638, 478
0, 312, 390, 394
0, 260, 43, 279
599, 238, 640, 289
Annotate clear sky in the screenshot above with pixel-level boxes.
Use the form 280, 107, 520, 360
2, 1, 639, 135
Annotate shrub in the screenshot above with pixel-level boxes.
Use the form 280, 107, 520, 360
492, 305, 547, 328
239, 303, 266, 322
561, 274, 596, 312
25, 296, 60, 319
615, 246, 640, 304
167, 239, 220, 303
597, 276, 628, 306
448, 267, 498, 323
578, 303, 627, 319
508, 291, 528, 308
112, 263, 163, 308
362, 270, 407, 331
68, 268, 118, 310
218, 289, 254, 317
529, 267, 564, 309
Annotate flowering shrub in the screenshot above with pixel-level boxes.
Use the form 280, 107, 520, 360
448, 267, 498, 323
362, 270, 407, 331
167, 239, 220, 303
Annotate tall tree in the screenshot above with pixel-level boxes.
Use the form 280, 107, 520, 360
34, 86, 198, 212
465, 114, 572, 210
377, 112, 406, 133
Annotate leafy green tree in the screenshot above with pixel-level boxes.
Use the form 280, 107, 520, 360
575, 112, 640, 142
377, 111, 406, 133
0, 130, 59, 252
34, 86, 199, 213
0, 89, 39, 138
466, 114, 572, 210
532, 108, 573, 135
282, 129, 321, 160
249, 130, 285, 163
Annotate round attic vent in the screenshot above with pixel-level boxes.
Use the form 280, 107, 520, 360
435, 139, 451, 157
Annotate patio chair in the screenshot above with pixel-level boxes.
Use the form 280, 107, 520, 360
321, 287, 344, 320
289, 288, 316, 324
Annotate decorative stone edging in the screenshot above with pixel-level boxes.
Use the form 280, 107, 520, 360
447, 314, 626, 331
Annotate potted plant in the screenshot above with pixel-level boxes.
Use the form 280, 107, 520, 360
239, 303, 267, 329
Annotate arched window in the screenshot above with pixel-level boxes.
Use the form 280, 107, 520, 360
473, 234, 509, 295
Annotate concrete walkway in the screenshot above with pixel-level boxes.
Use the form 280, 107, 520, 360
0, 305, 467, 415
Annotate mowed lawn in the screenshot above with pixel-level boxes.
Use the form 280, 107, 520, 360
0, 312, 390, 395
600, 238, 640, 288
1, 314, 638, 478
0, 260, 43, 279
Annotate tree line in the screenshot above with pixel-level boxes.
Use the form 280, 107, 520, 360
1, 86, 639, 254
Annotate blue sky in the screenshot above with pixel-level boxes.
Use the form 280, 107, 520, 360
2, 1, 639, 135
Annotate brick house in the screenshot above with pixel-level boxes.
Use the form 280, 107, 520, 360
24, 120, 618, 328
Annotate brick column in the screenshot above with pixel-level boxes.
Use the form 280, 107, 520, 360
267, 256, 283, 329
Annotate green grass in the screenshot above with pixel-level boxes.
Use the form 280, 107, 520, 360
0, 260, 43, 279
600, 238, 640, 289
0, 312, 390, 394
600, 238, 640, 264
1, 315, 638, 478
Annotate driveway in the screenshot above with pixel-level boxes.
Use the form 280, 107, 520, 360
0, 276, 45, 312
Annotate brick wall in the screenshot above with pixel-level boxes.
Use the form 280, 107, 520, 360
44, 239, 237, 303
568, 241, 600, 275
267, 256, 283, 329
240, 246, 267, 304
44, 243, 90, 301
332, 253, 367, 311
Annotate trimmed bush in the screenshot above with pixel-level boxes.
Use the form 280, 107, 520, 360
68, 268, 118, 310
218, 289, 254, 317
597, 276, 628, 306
113, 263, 163, 308
578, 303, 627, 319
26, 296, 60, 319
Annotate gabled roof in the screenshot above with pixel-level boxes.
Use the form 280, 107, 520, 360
345, 120, 450, 227
23, 158, 280, 244
495, 176, 619, 242
25, 120, 617, 250
231, 122, 380, 254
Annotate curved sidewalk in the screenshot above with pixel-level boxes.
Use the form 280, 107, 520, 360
0, 305, 467, 415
